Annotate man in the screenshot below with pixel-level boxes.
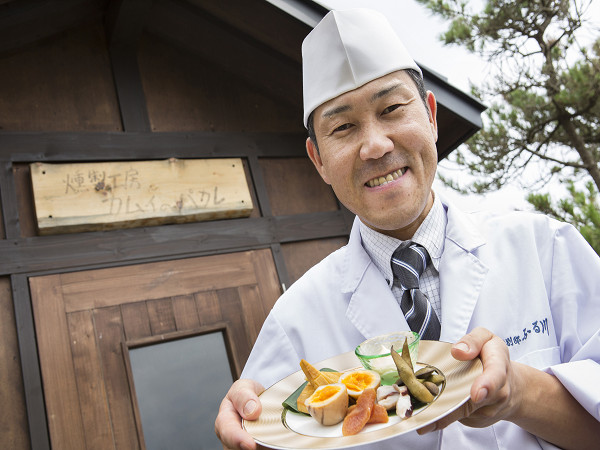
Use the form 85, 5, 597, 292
215, 8, 600, 449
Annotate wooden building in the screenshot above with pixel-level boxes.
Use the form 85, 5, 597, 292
0, 0, 485, 448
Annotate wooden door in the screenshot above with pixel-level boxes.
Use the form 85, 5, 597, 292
29, 249, 280, 449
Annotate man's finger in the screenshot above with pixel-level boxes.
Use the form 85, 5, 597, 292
215, 397, 256, 450
451, 328, 511, 404
451, 327, 496, 361
470, 335, 510, 403
214, 379, 265, 449
228, 379, 265, 420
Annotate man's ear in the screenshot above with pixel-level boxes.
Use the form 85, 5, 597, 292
426, 91, 438, 143
306, 137, 331, 185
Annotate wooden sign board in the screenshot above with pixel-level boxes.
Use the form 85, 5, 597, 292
30, 158, 253, 235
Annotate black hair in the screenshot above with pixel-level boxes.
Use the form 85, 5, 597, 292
307, 68, 428, 154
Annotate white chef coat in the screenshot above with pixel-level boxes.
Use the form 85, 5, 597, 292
241, 195, 600, 449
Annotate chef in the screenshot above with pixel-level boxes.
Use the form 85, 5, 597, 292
215, 8, 600, 449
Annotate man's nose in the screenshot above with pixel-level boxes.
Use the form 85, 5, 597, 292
359, 122, 394, 160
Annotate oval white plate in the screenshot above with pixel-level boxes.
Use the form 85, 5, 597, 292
243, 341, 482, 449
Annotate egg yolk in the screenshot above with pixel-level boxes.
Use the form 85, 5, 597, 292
342, 373, 374, 391
311, 385, 341, 403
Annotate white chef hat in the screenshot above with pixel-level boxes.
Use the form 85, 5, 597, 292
302, 8, 422, 127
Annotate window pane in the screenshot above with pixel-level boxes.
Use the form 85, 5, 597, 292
129, 332, 234, 450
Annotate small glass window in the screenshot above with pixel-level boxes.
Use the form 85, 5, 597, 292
129, 331, 234, 450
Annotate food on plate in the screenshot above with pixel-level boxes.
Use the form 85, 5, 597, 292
376, 384, 414, 418
423, 380, 440, 396
296, 385, 314, 414
304, 383, 349, 425
390, 343, 434, 403
339, 369, 381, 399
296, 360, 342, 413
367, 404, 389, 424
398, 363, 445, 395
342, 388, 376, 436
393, 385, 413, 418
285, 335, 446, 435
355, 331, 420, 383
414, 366, 435, 378
300, 359, 342, 388
347, 402, 389, 424
375, 384, 400, 410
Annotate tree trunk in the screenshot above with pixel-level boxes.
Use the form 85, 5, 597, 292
558, 115, 600, 193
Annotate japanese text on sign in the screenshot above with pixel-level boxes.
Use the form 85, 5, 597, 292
30, 158, 253, 235
62, 167, 226, 215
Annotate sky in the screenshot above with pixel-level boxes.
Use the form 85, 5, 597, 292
315, 0, 599, 212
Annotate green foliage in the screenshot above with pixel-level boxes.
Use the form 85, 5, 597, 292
417, 0, 600, 251
527, 182, 600, 254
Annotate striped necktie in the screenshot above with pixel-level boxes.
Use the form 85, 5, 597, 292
391, 243, 441, 340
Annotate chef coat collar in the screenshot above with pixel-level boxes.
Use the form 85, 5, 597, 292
341, 194, 486, 294
359, 193, 446, 286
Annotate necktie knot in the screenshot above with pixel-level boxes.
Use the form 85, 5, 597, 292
390, 243, 440, 340
391, 243, 430, 290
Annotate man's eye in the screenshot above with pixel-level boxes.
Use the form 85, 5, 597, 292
333, 123, 352, 133
382, 104, 402, 114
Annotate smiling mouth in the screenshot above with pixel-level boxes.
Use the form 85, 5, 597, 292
366, 168, 407, 187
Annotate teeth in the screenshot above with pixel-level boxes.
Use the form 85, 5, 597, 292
366, 168, 406, 187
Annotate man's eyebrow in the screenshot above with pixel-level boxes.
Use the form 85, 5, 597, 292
370, 82, 403, 102
322, 104, 351, 119
321, 82, 406, 119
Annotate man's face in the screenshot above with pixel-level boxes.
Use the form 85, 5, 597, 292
307, 71, 439, 240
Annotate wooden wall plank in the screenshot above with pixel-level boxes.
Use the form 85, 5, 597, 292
93, 306, 140, 450
10, 274, 48, 450
29, 275, 86, 450
251, 248, 281, 313
121, 302, 152, 342
0, 277, 30, 449
217, 287, 251, 372
0, 131, 308, 161
0, 181, 4, 239
0, 0, 105, 55
172, 294, 201, 331
195, 291, 223, 327
282, 237, 348, 286
146, 298, 176, 335
259, 157, 339, 216
67, 310, 114, 450
0, 22, 122, 132
145, 0, 303, 114
237, 285, 265, 347
0, 211, 351, 276
112, 39, 160, 133
138, 33, 302, 133
193, 0, 315, 63
60, 253, 257, 312
242, 159, 261, 219
12, 163, 36, 238
0, 160, 21, 239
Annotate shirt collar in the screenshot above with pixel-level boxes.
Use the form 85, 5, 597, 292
359, 193, 447, 285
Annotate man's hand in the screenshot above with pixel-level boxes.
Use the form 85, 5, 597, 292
418, 327, 520, 433
418, 327, 600, 450
215, 379, 265, 450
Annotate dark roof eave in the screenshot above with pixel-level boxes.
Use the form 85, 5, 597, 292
262, 0, 329, 27
421, 65, 486, 129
